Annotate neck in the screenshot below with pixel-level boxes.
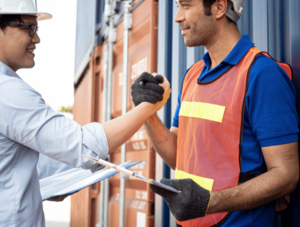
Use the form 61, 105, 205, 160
0, 56, 18, 72
205, 23, 242, 70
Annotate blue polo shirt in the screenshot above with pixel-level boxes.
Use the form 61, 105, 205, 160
173, 35, 299, 226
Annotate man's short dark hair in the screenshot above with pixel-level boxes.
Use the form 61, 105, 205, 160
0, 15, 24, 30
203, 0, 235, 23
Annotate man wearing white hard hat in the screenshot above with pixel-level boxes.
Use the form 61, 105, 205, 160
0, 0, 171, 226
131, 0, 299, 226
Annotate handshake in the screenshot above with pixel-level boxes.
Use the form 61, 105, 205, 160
131, 72, 171, 111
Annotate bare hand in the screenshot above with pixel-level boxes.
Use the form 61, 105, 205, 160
152, 73, 171, 111
47, 193, 74, 202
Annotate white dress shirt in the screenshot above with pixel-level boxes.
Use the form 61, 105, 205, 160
0, 61, 109, 227
37, 153, 73, 180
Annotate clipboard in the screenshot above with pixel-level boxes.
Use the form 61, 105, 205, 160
82, 155, 180, 194
40, 161, 141, 201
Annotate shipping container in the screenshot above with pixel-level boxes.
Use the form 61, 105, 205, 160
72, 0, 158, 227
72, 0, 300, 227
104, 1, 158, 226
74, 0, 98, 84
72, 51, 101, 227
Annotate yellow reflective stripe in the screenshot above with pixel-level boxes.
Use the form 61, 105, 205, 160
175, 169, 214, 192
179, 101, 226, 123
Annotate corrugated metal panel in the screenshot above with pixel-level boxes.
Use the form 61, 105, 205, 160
71, 54, 99, 227
156, 0, 173, 226
98, 1, 150, 45
70, 188, 91, 227
72, 1, 159, 226
238, 2, 300, 226
94, 45, 104, 124
107, 1, 158, 226
73, 62, 96, 126
74, 0, 97, 84
157, 0, 300, 226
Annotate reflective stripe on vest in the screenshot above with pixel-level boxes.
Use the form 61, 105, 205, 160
176, 47, 292, 227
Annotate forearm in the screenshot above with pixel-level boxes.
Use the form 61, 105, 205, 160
207, 168, 299, 214
102, 103, 158, 154
144, 113, 177, 169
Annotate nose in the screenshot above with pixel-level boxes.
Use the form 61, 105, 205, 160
174, 6, 185, 23
32, 32, 40, 44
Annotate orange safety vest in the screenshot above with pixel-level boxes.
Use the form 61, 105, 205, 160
176, 47, 292, 227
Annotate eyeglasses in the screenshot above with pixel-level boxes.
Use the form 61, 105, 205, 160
7, 22, 38, 37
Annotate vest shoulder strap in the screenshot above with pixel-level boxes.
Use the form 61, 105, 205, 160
248, 47, 293, 81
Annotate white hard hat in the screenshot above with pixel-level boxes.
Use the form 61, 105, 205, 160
0, 0, 52, 21
225, 0, 246, 23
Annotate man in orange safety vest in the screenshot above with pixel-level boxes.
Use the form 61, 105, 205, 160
131, 0, 299, 226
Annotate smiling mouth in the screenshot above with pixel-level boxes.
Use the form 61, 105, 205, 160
27, 49, 35, 55
181, 28, 190, 35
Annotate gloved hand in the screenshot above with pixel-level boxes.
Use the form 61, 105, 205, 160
131, 72, 165, 106
150, 178, 211, 221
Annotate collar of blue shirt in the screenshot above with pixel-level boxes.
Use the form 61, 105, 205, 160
202, 34, 255, 68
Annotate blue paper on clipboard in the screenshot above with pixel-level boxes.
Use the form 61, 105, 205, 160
39, 161, 140, 201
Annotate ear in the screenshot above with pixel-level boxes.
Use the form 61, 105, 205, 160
212, 0, 227, 20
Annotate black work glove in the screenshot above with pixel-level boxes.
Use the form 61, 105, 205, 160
131, 72, 165, 106
150, 178, 210, 221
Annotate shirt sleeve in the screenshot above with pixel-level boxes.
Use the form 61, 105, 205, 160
37, 153, 73, 180
172, 69, 190, 128
172, 92, 181, 128
0, 78, 109, 172
246, 55, 299, 147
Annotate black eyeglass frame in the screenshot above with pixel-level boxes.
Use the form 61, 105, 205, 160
7, 22, 37, 37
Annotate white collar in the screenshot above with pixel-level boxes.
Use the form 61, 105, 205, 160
0, 61, 21, 79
